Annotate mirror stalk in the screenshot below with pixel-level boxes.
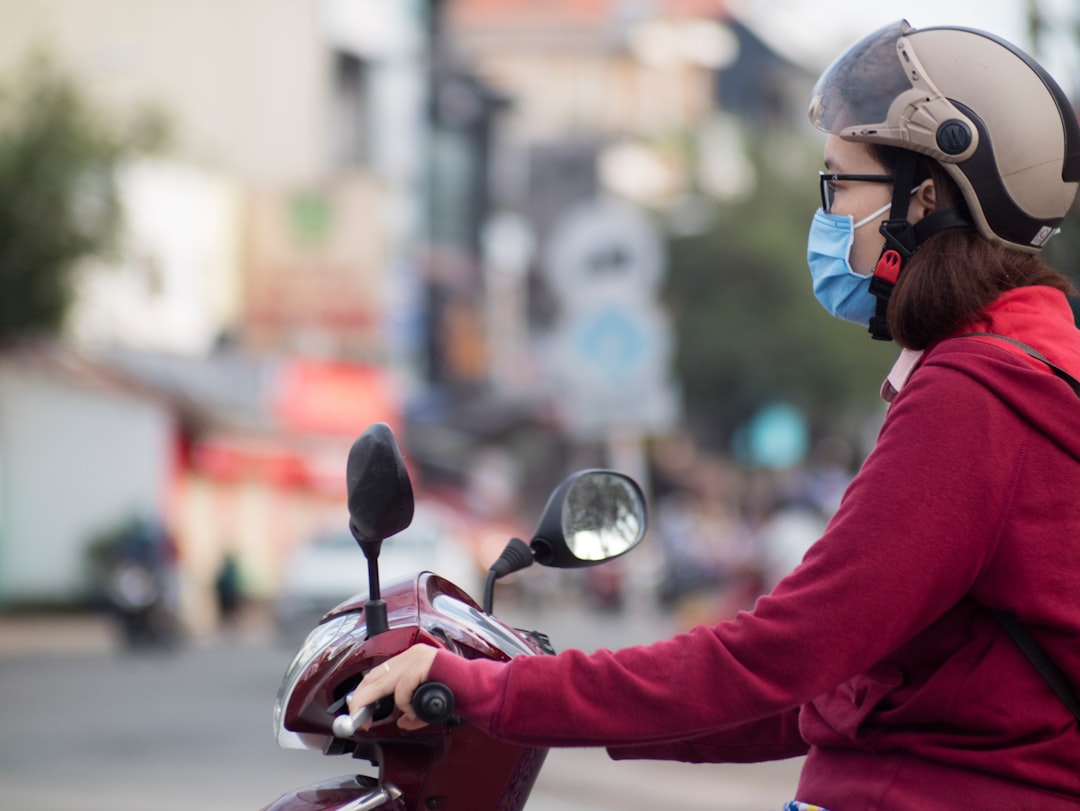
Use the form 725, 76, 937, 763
364, 550, 382, 602
483, 537, 533, 613
364, 552, 389, 637
364, 599, 388, 638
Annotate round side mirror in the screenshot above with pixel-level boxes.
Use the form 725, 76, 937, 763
530, 470, 646, 569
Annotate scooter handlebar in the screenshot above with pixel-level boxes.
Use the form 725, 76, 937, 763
333, 682, 456, 737
332, 703, 373, 738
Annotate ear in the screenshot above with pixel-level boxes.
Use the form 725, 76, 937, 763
908, 179, 937, 223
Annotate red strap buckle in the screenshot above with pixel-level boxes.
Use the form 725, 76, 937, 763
874, 249, 903, 284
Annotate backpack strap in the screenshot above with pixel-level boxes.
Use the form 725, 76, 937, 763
958, 331, 1080, 722
995, 611, 1080, 721
959, 331, 1080, 396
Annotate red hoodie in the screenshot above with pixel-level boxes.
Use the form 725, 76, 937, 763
429, 286, 1080, 810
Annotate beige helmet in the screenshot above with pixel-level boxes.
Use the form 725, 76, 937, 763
808, 19, 1080, 253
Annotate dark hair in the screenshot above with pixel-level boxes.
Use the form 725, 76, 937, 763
869, 145, 1077, 350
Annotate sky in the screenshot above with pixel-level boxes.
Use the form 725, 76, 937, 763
730, 0, 1078, 96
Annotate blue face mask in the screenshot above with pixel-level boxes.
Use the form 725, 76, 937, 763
806, 202, 891, 326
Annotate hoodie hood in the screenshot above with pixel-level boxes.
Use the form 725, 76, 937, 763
916, 285, 1080, 463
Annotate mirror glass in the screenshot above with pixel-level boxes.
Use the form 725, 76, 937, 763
561, 472, 645, 561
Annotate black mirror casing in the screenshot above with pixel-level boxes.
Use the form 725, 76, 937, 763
346, 422, 415, 549
529, 470, 646, 569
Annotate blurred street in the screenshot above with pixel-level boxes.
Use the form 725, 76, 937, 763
0, 599, 803, 811
0, 4, 1068, 809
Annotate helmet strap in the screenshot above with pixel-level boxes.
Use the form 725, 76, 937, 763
865, 155, 972, 340
867, 152, 919, 340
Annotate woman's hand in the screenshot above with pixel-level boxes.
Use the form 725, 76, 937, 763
346, 644, 439, 731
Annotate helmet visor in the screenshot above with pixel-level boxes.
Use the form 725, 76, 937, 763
809, 20, 914, 133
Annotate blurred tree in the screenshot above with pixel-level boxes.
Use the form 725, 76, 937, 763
663, 144, 895, 455
0, 53, 167, 343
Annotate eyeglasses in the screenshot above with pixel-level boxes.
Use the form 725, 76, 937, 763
819, 172, 893, 213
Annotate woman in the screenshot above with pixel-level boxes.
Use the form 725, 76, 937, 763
351, 21, 1080, 809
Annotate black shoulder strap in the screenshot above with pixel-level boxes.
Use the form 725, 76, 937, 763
958, 331, 1080, 722
995, 611, 1080, 721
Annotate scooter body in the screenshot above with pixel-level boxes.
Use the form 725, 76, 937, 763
268, 573, 551, 811
263, 422, 646, 811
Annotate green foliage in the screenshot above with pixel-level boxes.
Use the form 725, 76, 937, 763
1041, 207, 1080, 292
0, 53, 168, 342
1026, 0, 1080, 295
663, 145, 894, 453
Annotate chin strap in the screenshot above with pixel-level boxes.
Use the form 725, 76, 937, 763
865, 147, 973, 339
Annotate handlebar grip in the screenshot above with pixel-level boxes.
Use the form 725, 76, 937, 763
412, 681, 455, 724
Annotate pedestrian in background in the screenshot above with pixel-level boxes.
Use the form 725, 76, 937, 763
214, 551, 244, 630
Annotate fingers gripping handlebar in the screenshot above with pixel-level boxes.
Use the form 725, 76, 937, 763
333, 682, 456, 737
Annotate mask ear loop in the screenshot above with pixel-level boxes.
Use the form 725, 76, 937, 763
853, 201, 893, 230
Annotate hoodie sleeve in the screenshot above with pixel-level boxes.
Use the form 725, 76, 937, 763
426, 358, 1025, 752
428, 644, 808, 757
604, 709, 807, 763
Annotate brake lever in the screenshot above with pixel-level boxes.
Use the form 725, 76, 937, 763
333, 682, 455, 737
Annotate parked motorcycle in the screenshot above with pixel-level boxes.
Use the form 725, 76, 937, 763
90, 515, 183, 651
263, 422, 647, 811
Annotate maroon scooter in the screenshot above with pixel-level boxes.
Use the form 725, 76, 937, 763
263, 422, 647, 811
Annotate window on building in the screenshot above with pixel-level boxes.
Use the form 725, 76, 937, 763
330, 51, 370, 167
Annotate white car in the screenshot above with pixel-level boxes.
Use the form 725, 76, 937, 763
274, 500, 486, 640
